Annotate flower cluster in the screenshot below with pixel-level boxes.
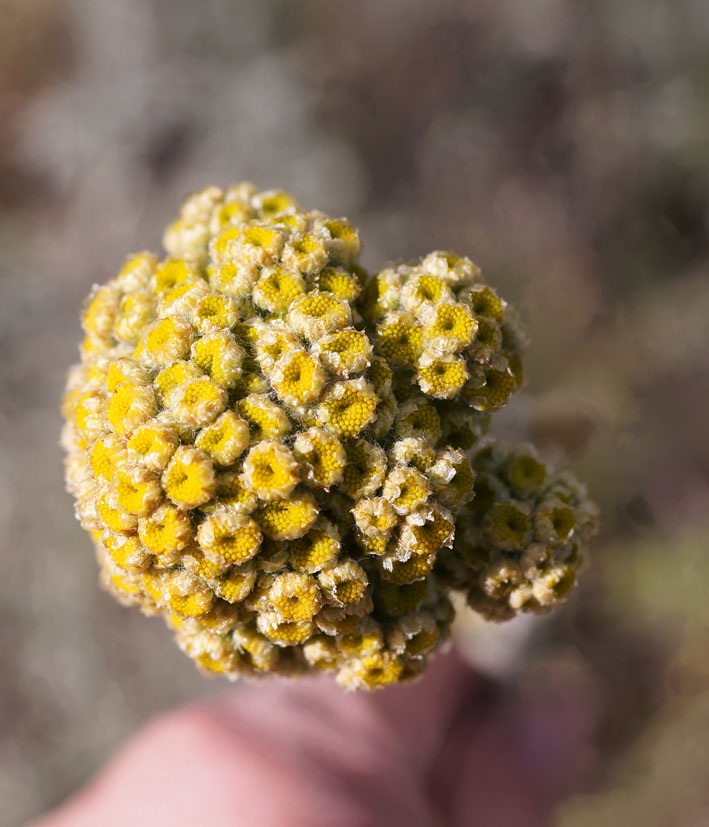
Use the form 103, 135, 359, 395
62, 183, 598, 690
436, 443, 599, 621
359, 251, 525, 411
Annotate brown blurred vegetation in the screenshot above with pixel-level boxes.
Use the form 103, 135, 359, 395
1, 1, 709, 824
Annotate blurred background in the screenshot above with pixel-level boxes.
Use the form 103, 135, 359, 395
1, 0, 709, 824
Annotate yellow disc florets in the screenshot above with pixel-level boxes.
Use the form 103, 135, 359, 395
62, 183, 598, 690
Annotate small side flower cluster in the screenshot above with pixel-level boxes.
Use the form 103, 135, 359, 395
359, 251, 525, 412
61, 183, 598, 690
436, 444, 599, 621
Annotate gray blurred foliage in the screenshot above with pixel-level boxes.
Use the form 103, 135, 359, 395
2, 0, 709, 824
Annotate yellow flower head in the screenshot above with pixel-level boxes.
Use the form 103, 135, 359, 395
534, 500, 577, 545
336, 651, 404, 691
209, 260, 258, 298
460, 283, 505, 321
415, 351, 469, 399
207, 470, 258, 514
154, 361, 202, 407
426, 448, 475, 512
292, 427, 346, 489
135, 317, 194, 367
97, 486, 138, 534
232, 624, 278, 671
171, 376, 227, 429
530, 564, 578, 607
256, 539, 289, 573
79, 357, 111, 393
213, 223, 285, 269
351, 496, 398, 538
376, 311, 423, 368
126, 421, 178, 472
114, 291, 156, 344
270, 349, 325, 406
401, 274, 454, 314
501, 448, 547, 499
177, 627, 240, 676
82, 284, 121, 339
318, 560, 368, 608
152, 259, 201, 294
163, 215, 211, 265
315, 599, 375, 636
366, 355, 393, 395
421, 250, 480, 287
390, 437, 436, 472
162, 446, 216, 509
211, 195, 254, 231
387, 612, 439, 658
250, 319, 300, 373
289, 519, 341, 573
287, 291, 351, 342
253, 189, 297, 218
422, 302, 477, 353
339, 439, 387, 499
105, 358, 151, 393
464, 360, 518, 411
71, 390, 106, 441
480, 559, 525, 604
195, 411, 250, 467
318, 378, 378, 438
399, 504, 455, 557
138, 502, 193, 558
372, 394, 396, 441
157, 278, 209, 320
438, 405, 490, 451
237, 393, 290, 442
184, 599, 244, 636
315, 216, 361, 266
114, 251, 157, 293
213, 563, 258, 604
253, 266, 306, 314
181, 546, 225, 581
268, 572, 323, 622
308, 266, 361, 303
374, 580, 429, 617
393, 396, 441, 444
190, 292, 238, 334
107, 383, 157, 436
197, 506, 263, 567
382, 466, 431, 516
281, 231, 329, 276
241, 440, 300, 501
90, 434, 128, 481
379, 547, 436, 584
115, 465, 162, 517
165, 569, 215, 618
303, 636, 339, 670
235, 370, 270, 396
256, 613, 315, 647
466, 316, 503, 363
353, 527, 390, 557
102, 564, 145, 604
359, 268, 402, 321
483, 500, 532, 552
336, 617, 384, 660
103, 532, 151, 572
255, 491, 319, 541
314, 327, 372, 378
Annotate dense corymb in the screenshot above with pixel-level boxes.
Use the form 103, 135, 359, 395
61, 183, 598, 689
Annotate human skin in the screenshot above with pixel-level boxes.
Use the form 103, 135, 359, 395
32, 651, 593, 827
